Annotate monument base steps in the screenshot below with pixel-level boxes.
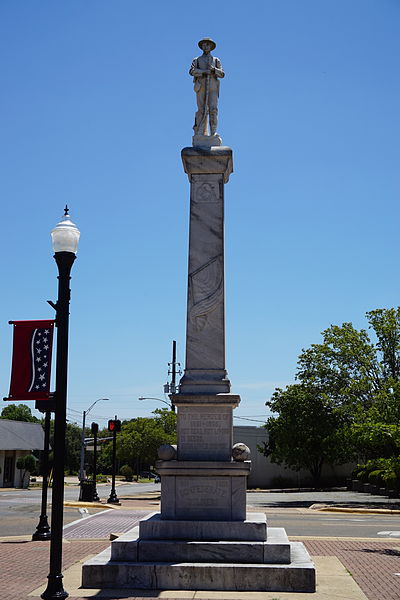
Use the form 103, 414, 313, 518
111, 526, 291, 564
82, 540, 315, 592
139, 511, 266, 540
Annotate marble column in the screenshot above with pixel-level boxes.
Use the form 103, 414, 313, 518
179, 146, 233, 395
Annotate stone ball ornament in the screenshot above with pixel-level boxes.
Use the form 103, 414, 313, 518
157, 444, 177, 461
232, 443, 250, 462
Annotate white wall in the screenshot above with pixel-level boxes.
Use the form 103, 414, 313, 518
0, 450, 32, 488
233, 425, 353, 488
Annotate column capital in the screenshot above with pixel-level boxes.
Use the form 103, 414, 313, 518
181, 146, 233, 183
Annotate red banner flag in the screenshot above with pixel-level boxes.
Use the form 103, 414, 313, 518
5, 320, 55, 401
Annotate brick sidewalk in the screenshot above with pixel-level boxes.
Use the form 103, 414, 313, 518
0, 539, 108, 600
2, 502, 400, 600
304, 539, 400, 600
2, 537, 400, 600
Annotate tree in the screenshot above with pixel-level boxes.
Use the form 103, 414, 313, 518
262, 383, 348, 485
116, 409, 176, 474
296, 322, 380, 412
48, 420, 82, 475
1, 403, 39, 422
16, 454, 36, 487
263, 308, 400, 481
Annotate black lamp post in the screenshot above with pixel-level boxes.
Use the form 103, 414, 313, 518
32, 401, 54, 541
41, 207, 80, 600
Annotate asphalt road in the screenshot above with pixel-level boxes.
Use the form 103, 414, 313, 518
261, 510, 400, 538
1, 486, 400, 539
0, 482, 159, 537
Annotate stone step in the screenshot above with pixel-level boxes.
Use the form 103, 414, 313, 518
82, 541, 315, 592
111, 527, 290, 564
138, 511, 267, 540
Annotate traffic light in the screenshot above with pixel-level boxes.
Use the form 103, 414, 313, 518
108, 419, 121, 432
91, 422, 99, 434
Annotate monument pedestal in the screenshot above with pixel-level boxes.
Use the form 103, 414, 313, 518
82, 142, 315, 592
157, 460, 250, 521
82, 523, 315, 591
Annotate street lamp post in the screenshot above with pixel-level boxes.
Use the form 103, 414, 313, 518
41, 207, 80, 600
138, 396, 173, 409
32, 404, 53, 541
79, 398, 109, 482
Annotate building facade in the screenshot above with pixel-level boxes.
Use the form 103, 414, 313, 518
0, 419, 44, 488
233, 425, 352, 488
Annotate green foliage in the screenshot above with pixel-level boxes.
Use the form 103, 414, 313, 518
116, 409, 177, 470
119, 465, 133, 481
263, 307, 400, 482
383, 471, 400, 490
16, 453, 37, 486
1, 403, 39, 422
356, 469, 369, 483
16, 454, 36, 472
368, 470, 384, 486
263, 383, 348, 484
354, 457, 400, 490
48, 420, 82, 475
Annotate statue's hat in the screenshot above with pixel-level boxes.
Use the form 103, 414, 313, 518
198, 37, 216, 51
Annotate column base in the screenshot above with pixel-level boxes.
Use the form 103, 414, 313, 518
179, 369, 231, 395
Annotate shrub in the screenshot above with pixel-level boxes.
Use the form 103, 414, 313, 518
16, 454, 37, 487
368, 470, 384, 486
356, 469, 370, 483
119, 465, 133, 481
383, 471, 400, 491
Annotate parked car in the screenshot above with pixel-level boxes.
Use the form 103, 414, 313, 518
140, 471, 156, 479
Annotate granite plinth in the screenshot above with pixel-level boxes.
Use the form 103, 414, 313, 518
138, 512, 266, 541
82, 541, 315, 592
111, 527, 291, 564
157, 460, 250, 520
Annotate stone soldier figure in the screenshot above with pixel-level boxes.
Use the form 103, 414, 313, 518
190, 37, 224, 140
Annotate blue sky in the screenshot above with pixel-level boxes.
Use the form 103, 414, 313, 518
0, 1, 399, 428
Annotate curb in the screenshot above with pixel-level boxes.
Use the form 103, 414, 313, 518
310, 504, 400, 514
64, 501, 120, 509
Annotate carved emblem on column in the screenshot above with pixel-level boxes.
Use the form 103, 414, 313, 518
188, 254, 223, 330
192, 175, 220, 203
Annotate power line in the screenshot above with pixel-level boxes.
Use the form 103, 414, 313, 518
233, 416, 266, 423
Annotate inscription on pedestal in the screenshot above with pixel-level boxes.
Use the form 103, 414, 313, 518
176, 477, 231, 520
178, 405, 232, 460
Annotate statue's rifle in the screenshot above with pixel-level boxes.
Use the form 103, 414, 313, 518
200, 55, 212, 135
203, 71, 210, 135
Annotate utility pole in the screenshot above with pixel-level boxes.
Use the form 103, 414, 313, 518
170, 340, 177, 412
79, 398, 109, 481
166, 340, 180, 411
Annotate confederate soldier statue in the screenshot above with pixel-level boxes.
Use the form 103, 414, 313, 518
190, 37, 224, 143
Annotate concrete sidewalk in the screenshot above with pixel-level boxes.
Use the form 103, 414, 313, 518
2, 504, 400, 600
